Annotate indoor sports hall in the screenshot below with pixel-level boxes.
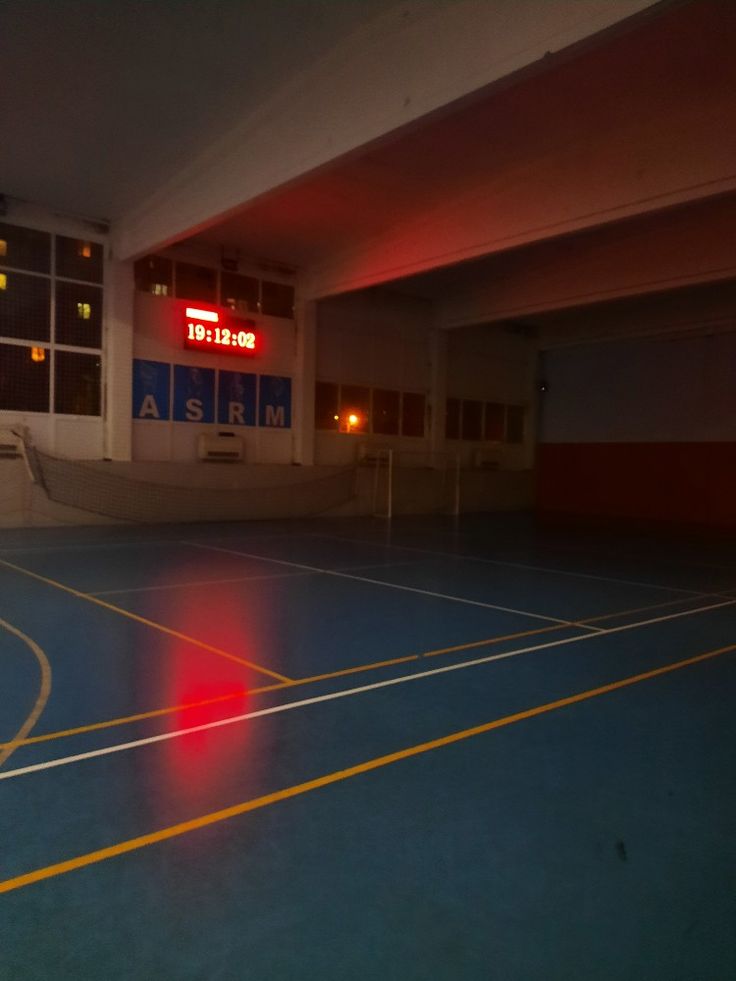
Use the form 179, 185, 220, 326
1, 3, 735, 980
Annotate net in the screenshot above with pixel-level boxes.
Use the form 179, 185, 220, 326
30, 448, 357, 523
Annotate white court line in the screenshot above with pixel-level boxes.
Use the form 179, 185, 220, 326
88, 559, 422, 597
0, 530, 314, 556
314, 533, 706, 596
90, 570, 315, 596
183, 541, 577, 626
2, 596, 734, 783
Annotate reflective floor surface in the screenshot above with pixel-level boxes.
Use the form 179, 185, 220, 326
1, 514, 734, 980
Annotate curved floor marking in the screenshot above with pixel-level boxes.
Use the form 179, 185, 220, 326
0, 616, 52, 769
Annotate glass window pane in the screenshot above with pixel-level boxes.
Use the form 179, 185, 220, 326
401, 392, 425, 438
506, 405, 525, 444
221, 271, 259, 313
54, 350, 101, 415
134, 255, 173, 296
484, 402, 506, 441
0, 271, 50, 341
261, 280, 294, 318
55, 282, 102, 347
373, 388, 400, 435
315, 381, 339, 430
462, 400, 483, 441
56, 236, 103, 283
445, 397, 460, 440
339, 384, 370, 433
0, 222, 50, 274
0, 342, 49, 411
175, 262, 217, 303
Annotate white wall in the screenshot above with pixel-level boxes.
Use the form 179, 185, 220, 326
131, 245, 297, 464
540, 329, 736, 445
314, 289, 434, 466
446, 324, 537, 469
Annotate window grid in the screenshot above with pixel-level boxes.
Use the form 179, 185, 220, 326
0, 223, 104, 417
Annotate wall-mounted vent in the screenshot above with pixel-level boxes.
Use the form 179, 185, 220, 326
197, 433, 244, 462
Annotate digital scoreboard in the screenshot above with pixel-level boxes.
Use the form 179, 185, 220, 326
183, 306, 259, 356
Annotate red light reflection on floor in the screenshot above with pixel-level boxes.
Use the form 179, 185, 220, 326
147, 578, 274, 807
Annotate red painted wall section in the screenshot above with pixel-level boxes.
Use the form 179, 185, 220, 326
537, 442, 736, 528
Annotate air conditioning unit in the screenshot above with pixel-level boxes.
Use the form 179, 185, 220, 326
197, 433, 244, 462
473, 447, 501, 469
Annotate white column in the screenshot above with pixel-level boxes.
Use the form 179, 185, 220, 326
292, 298, 317, 465
104, 259, 134, 460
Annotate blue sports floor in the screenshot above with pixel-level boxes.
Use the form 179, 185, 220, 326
0, 514, 734, 980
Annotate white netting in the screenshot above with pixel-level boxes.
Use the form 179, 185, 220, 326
30, 448, 357, 523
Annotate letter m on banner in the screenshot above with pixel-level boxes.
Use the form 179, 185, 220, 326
258, 375, 292, 428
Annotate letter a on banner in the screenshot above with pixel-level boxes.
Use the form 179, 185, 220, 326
132, 360, 170, 420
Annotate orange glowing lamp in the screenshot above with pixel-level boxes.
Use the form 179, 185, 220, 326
31, 347, 46, 363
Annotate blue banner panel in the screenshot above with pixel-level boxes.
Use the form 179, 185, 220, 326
132, 359, 170, 420
217, 370, 257, 427
173, 364, 215, 423
258, 375, 292, 428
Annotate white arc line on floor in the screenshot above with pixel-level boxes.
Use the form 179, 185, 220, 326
2, 597, 734, 783
182, 541, 576, 626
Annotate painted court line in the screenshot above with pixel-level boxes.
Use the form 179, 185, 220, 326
0, 558, 291, 684
1, 641, 733, 894
2, 596, 734, 783
183, 541, 576, 626
87, 559, 423, 597
89, 570, 315, 596
3, 623, 574, 750
315, 533, 707, 596
0, 618, 51, 769
0, 592, 724, 753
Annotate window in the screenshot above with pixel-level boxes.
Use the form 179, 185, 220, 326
54, 351, 101, 415
372, 389, 400, 435
261, 280, 294, 318
0, 222, 50, 274
445, 398, 460, 440
314, 382, 339, 430
401, 392, 426, 438
484, 402, 505, 441
0, 271, 51, 341
461, 400, 483, 441
175, 262, 217, 303
221, 271, 259, 313
134, 255, 173, 296
0, 342, 50, 412
55, 282, 102, 347
506, 405, 525, 444
56, 236, 103, 283
339, 385, 370, 433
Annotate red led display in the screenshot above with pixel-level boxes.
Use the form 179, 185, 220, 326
183, 306, 259, 356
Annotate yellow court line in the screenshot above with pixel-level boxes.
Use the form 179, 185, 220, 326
1, 593, 712, 750
0, 558, 291, 684
1, 625, 574, 749
0, 618, 52, 769
1, 641, 733, 895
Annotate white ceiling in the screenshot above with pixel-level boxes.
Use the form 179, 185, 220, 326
0, 0, 403, 220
